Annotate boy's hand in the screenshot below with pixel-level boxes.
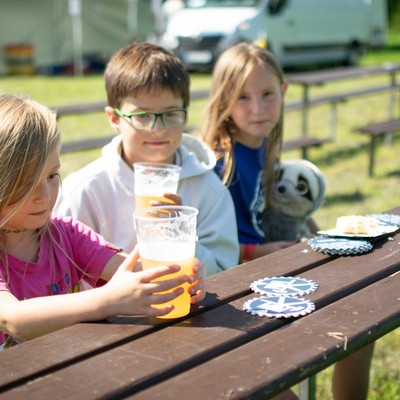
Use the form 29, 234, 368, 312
188, 257, 206, 304
150, 193, 182, 206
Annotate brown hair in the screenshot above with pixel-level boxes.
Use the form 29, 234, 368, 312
104, 42, 190, 109
201, 42, 285, 204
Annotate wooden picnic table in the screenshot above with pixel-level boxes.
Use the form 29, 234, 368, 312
286, 63, 400, 158
0, 208, 399, 400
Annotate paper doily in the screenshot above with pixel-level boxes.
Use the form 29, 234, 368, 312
243, 296, 315, 318
250, 276, 318, 297
366, 213, 400, 227
308, 236, 373, 256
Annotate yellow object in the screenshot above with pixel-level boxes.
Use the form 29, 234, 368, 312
4, 44, 35, 75
253, 38, 267, 49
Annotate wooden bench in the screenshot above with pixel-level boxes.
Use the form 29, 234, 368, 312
54, 69, 399, 159
282, 137, 332, 152
286, 64, 400, 158
53, 90, 211, 118
353, 118, 400, 177
60, 134, 333, 156
53, 100, 107, 117
60, 134, 114, 154
60, 131, 333, 156
56, 92, 343, 157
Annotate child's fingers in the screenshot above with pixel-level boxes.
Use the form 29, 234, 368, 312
118, 246, 140, 273
150, 286, 185, 305
149, 193, 182, 206
189, 258, 205, 283
163, 193, 182, 205
139, 265, 189, 295
190, 288, 206, 304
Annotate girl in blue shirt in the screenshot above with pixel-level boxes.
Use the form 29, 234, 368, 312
203, 42, 293, 262
202, 42, 373, 400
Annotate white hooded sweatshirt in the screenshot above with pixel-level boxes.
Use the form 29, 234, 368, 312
55, 134, 239, 275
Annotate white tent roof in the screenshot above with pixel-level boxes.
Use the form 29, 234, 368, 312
0, 0, 156, 75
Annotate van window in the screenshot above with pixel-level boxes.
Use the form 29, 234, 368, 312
267, 0, 288, 15
186, 0, 260, 8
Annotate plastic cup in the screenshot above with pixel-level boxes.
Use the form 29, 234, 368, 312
134, 162, 181, 209
133, 206, 198, 318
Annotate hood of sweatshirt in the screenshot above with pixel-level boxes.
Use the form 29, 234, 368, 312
177, 133, 216, 179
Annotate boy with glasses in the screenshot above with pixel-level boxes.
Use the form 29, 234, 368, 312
55, 42, 239, 276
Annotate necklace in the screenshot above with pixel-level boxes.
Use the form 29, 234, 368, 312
1, 229, 27, 234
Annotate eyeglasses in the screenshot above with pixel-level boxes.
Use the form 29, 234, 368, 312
115, 108, 187, 130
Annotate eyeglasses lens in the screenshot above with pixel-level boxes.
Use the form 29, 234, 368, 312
130, 110, 186, 129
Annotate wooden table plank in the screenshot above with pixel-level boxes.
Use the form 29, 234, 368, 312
133, 273, 400, 400
1, 231, 398, 399
0, 241, 333, 390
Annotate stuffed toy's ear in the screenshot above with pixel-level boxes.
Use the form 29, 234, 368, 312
299, 159, 326, 214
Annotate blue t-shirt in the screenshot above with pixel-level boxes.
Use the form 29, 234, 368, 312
216, 141, 266, 244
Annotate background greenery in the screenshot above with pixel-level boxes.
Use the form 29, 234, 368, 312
0, 20, 399, 400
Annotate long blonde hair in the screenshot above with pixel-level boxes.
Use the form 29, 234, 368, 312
0, 94, 61, 281
0, 94, 60, 224
201, 42, 285, 204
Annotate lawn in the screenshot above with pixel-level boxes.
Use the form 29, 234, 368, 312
0, 47, 399, 399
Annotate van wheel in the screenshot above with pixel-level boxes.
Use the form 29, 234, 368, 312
343, 43, 363, 66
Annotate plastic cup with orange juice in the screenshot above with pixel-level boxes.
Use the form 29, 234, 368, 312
134, 162, 181, 209
133, 205, 198, 318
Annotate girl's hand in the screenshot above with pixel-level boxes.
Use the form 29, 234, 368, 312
104, 248, 189, 317
188, 257, 206, 304
150, 193, 182, 206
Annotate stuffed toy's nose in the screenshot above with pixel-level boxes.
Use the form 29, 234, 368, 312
278, 185, 286, 194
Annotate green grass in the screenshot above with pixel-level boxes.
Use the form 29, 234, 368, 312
0, 46, 399, 399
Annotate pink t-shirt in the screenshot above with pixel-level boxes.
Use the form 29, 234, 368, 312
0, 215, 120, 349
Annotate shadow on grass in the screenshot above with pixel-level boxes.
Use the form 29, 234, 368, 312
386, 169, 400, 177
324, 190, 365, 207
313, 145, 365, 167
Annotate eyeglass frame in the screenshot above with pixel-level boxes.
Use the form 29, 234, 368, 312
114, 108, 187, 130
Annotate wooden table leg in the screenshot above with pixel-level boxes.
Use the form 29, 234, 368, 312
369, 136, 377, 177
298, 375, 316, 400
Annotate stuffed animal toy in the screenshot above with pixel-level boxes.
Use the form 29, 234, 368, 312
263, 159, 326, 242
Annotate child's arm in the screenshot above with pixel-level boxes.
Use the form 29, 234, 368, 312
0, 249, 188, 341
240, 241, 295, 262
307, 217, 319, 235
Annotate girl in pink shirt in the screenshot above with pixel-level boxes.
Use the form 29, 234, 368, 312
0, 94, 205, 349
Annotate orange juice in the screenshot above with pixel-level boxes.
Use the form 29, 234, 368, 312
134, 163, 181, 210
139, 241, 194, 318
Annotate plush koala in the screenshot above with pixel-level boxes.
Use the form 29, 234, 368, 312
263, 159, 326, 242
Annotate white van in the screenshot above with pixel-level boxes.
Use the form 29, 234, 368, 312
161, 0, 388, 71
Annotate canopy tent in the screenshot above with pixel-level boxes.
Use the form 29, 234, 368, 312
0, 0, 156, 75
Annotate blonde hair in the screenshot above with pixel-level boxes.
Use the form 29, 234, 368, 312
201, 42, 285, 204
0, 93, 60, 222
0, 94, 61, 281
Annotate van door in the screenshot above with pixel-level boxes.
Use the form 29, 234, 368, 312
263, 0, 302, 67
266, 0, 369, 67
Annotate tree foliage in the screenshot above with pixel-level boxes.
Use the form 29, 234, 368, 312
388, 0, 400, 32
